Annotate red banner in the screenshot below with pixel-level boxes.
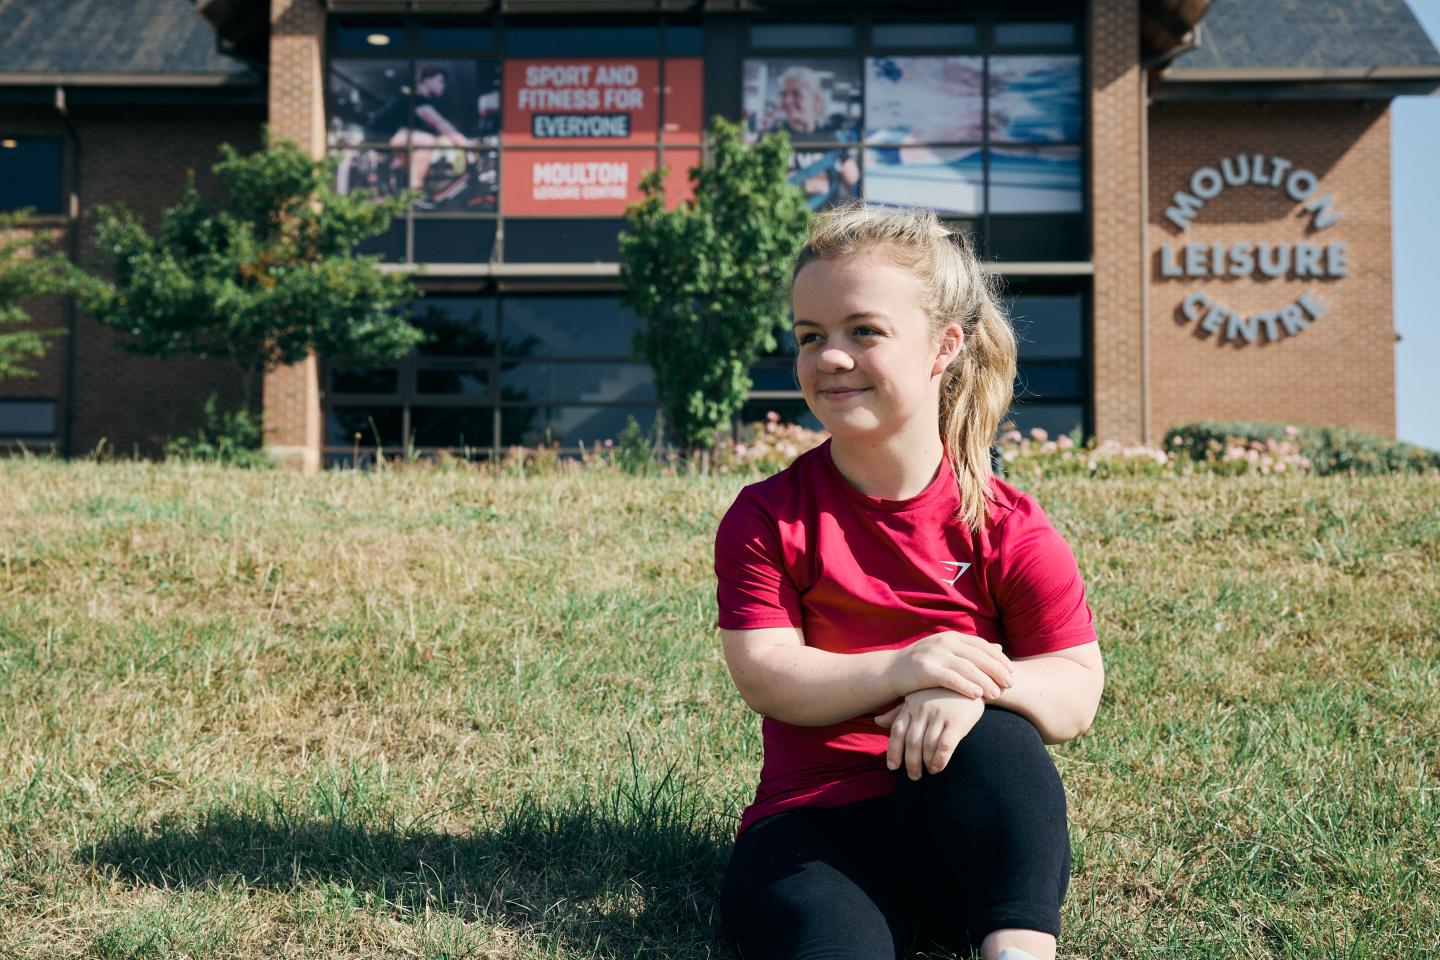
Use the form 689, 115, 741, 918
663, 59, 704, 145
501, 148, 700, 217
504, 59, 660, 147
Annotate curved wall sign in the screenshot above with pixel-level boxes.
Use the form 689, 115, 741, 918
1158, 152, 1345, 345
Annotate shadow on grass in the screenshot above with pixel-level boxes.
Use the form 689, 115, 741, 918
81, 766, 734, 959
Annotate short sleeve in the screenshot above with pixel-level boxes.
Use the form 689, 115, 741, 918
992, 494, 1098, 658
715, 490, 803, 631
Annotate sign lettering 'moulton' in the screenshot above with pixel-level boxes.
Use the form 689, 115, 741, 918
1160, 152, 1345, 346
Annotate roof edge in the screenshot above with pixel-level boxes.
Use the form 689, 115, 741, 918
0, 71, 261, 88
1164, 65, 1440, 82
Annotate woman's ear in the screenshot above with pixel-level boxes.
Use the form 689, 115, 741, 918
931, 323, 964, 377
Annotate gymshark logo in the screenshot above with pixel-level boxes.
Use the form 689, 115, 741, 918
939, 561, 971, 585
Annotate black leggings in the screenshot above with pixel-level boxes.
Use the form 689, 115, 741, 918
721, 707, 1070, 960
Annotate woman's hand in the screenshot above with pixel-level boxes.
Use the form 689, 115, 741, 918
887, 631, 1016, 700
875, 688, 986, 780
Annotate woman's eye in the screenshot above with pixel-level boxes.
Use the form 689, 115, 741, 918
798, 333, 821, 345
853, 325, 879, 337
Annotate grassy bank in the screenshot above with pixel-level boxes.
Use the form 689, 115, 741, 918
0, 460, 1436, 959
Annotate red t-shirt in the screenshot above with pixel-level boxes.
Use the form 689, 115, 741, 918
715, 439, 1097, 835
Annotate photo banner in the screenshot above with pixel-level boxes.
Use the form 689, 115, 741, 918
504, 59, 660, 146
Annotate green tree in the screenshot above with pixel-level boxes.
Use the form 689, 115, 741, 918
0, 211, 73, 381
620, 116, 811, 460
78, 133, 424, 424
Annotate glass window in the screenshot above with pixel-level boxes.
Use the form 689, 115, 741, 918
736, 398, 823, 432
993, 22, 1077, 48
331, 148, 408, 200
502, 362, 655, 404
865, 57, 983, 144
871, 23, 978, 48
665, 25, 704, 56
328, 60, 412, 146
1005, 402, 1083, 440
504, 26, 660, 57
750, 24, 854, 49
330, 367, 399, 394
501, 297, 641, 359
417, 368, 491, 397
414, 60, 502, 145
1014, 365, 1084, 399
0, 139, 62, 215
501, 404, 659, 447
327, 406, 403, 446
334, 20, 404, 52
420, 22, 494, 51
743, 58, 861, 145
410, 406, 494, 448
503, 218, 628, 263
413, 298, 497, 358
1010, 294, 1084, 361
748, 363, 800, 392
413, 219, 497, 262
865, 146, 982, 217
0, 399, 55, 436
988, 56, 1083, 144
987, 146, 1082, 213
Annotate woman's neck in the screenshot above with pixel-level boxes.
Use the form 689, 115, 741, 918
829, 429, 946, 501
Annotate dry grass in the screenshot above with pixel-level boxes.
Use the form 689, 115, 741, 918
0, 459, 1436, 958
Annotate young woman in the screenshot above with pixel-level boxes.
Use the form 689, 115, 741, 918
714, 203, 1104, 960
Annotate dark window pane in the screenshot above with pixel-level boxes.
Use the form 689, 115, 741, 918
871, 23, 977, 47
1015, 364, 1083, 399
502, 362, 655, 404
1004, 402, 1084, 440
986, 214, 1084, 261
353, 221, 406, 261
0, 139, 62, 215
502, 405, 659, 447
501, 297, 641, 359
417, 367, 491, 396
993, 22, 1077, 47
334, 20, 404, 52
504, 26, 659, 57
420, 23, 495, 50
666, 25, 704, 56
0, 399, 56, 436
1010, 293, 1084, 360
750, 24, 854, 48
328, 59, 411, 146
736, 398, 823, 432
410, 406, 495, 448
413, 218, 497, 261
328, 406, 403, 446
413, 298, 497, 357
748, 363, 800, 392
330, 367, 399, 394
503, 219, 627, 263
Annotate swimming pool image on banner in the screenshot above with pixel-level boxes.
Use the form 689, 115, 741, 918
988, 55, 1083, 144
863, 56, 983, 144
863, 146, 982, 216
988, 146, 1083, 213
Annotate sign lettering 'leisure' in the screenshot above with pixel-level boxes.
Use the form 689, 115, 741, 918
1159, 152, 1345, 345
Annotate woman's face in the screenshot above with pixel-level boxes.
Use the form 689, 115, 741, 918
792, 248, 961, 443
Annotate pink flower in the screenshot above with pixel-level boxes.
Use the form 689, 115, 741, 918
1057, 435, 1074, 451
1285, 425, 1300, 437
766, 411, 781, 423
1029, 427, 1049, 443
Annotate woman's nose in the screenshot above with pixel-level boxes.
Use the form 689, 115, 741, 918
818, 347, 854, 373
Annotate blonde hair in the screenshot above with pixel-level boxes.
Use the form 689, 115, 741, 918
792, 202, 1017, 531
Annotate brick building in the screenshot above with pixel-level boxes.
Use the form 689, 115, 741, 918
1, 0, 1436, 467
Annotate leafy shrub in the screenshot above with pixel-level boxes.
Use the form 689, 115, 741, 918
714, 412, 828, 475
163, 394, 271, 468
1165, 421, 1440, 476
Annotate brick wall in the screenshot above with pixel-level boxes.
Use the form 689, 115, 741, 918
1147, 101, 1394, 437
1089, 0, 1147, 444
263, 0, 328, 472
0, 103, 261, 456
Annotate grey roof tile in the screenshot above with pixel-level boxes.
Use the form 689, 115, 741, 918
1172, 0, 1440, 71
0, 0, 256, 78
